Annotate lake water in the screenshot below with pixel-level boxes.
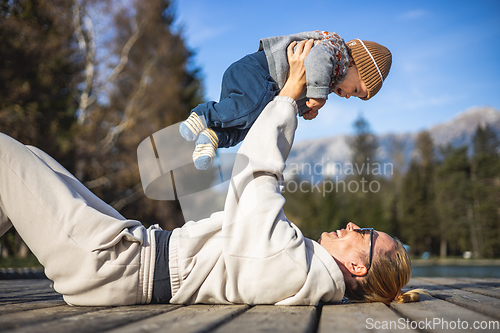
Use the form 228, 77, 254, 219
412, 265, 500, 278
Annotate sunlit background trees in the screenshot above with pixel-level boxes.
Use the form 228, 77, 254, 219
0, 0, 202, 258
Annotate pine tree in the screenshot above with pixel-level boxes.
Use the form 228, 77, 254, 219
471, 125, 500, 257
0, 0, 83, 157
400, 131, 438, 256
346, 114, 386, 230
0, 0, 205, 259
387, 135, 406, 239
72, 0, 203, 230
349, 114, 378, 181
435, 145, 471, 257
0, 0, 83, 258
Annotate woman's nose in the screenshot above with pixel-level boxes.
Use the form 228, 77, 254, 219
347, 222, 359, 230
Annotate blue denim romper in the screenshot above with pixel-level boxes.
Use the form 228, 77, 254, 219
191, 51, 279, 148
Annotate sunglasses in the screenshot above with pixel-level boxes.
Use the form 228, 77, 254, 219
353, 228, 374, 275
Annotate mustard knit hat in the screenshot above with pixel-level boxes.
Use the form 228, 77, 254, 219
346, 39, 392, 100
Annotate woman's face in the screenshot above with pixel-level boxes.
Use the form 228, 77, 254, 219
318, 222, 395, 276
334, 66, 368, 99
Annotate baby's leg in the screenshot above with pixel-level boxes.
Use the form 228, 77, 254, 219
191, 127, 249, 170
213, 127, 250, 149
187, 52, 277, 169
179, 112, 206, 141
193, 128, 219, 170
191, 54, 278, 131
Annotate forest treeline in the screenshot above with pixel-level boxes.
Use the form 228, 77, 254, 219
283, 116, 500, 259
0, 0, 202, 257
1, 0, 498, 259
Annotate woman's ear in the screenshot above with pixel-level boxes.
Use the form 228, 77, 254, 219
347, 261, 367, 278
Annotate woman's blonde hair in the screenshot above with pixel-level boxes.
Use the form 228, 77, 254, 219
344, 238, 421, 304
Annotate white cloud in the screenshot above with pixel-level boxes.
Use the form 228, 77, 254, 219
402, 94, 456, 110
397, 9, 430, 21
175, 1, 231, 47
183, 24, 231, 46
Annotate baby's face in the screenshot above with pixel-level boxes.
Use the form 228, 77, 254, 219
334, 66, 368, 99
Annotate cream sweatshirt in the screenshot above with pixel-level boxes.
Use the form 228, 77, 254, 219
167, 96, 345, 305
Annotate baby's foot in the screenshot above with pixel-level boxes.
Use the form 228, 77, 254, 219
179, 113, 206, 141
193, 128, 218, 170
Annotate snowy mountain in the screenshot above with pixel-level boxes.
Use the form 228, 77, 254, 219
285, 106, 500, 180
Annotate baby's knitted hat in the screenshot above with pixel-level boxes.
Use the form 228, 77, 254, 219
346, 39, 392, 100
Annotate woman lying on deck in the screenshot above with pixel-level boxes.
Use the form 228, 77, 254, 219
0, 40, 420, 306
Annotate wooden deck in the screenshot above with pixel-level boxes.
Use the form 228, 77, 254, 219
0, 277, 499, 332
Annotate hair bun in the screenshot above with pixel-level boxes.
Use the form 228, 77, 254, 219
394, 289, 423, 303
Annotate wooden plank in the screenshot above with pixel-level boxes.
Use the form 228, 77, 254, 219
0, 304, 108, 331
0, 287, 55, 297
0, 278, 50, 282
408, 278, 500, 320
0, 287, 54, 297
0, 294, 62, 306
475, 278, 500, 283
418, 277, 500, 299
212, 305, 317, 333
318, 302, 417, 333
106, 304, 248, 333
464, 278, 500, 284
391, 291, 500, 332
0, 298, 65, 315
0, 280, 61, 305
0, 280, 55, 298
0, 279, 48, 284
2, 304, 181, 333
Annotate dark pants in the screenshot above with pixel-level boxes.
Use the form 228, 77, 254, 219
191, 51, 278, 148
151, 230, 172, 304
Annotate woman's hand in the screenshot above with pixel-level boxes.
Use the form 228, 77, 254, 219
279, 39, 314, 101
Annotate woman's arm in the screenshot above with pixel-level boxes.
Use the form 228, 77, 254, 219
222, 39, 313, 255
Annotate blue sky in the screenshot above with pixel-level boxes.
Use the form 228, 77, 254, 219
174, 0, 500, 143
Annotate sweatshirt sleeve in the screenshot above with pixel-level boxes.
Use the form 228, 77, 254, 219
222, 96, 298, 257
304, 31, 349, 100
168, 95, 344, 305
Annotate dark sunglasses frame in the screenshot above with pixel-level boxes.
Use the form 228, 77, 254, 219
352, 228, 374, 276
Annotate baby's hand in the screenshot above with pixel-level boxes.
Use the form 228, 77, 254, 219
303, 98, 326, 120
303, 109, 318, 120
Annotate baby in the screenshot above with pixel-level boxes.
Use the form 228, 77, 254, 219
179, 31, 392, 170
